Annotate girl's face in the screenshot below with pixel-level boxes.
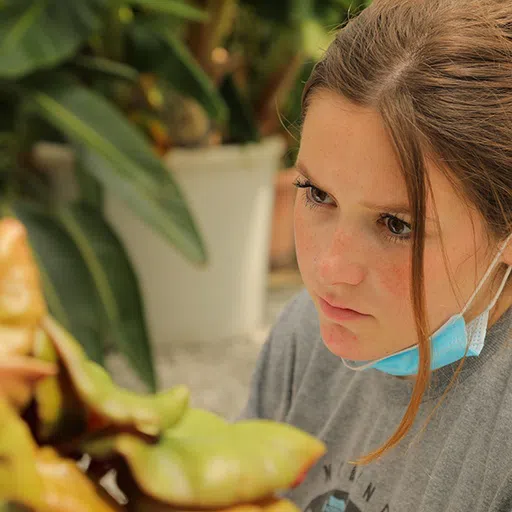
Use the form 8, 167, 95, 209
295, 91, 512, 362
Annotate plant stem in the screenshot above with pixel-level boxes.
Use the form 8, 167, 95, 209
102, 3, 125, 62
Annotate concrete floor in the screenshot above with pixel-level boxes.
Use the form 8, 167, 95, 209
106, 269, 304, 421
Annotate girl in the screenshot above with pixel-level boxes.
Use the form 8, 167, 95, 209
239, 1, 512, 511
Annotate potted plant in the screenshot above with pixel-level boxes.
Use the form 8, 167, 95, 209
0, 216, 326, 511
104, 0, 371, 344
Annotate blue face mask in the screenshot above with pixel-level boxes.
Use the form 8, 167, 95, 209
341, 233, 512, 376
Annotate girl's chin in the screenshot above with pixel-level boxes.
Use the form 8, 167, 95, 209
319, 321, 366, 360
319, 321, 388, 361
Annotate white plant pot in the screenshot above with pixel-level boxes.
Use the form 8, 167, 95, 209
104, 136, 285, 345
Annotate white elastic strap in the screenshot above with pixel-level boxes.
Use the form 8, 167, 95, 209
461, 233, 512, 315
341, 343, 418, 371
341, 358, 377, 371
484, 265, 512, 313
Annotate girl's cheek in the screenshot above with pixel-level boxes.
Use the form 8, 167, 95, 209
377, 258, 411, 305
294, 222, 312, 268
294, 205, 319, 278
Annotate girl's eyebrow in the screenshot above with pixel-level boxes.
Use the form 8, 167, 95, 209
361, 201, 435, 223
361, 200, 412, 216
296, 160, 435, 222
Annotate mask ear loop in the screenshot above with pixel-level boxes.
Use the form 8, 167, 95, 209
342, 233, 512, 373
341, 358, 379, 371
461, 233, 512, 316
483, 265, 512, 314
341, 342, 418, 372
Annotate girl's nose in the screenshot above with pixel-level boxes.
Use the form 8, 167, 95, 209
315, 227, 366, 287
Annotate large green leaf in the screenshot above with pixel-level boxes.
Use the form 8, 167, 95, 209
74, 153, 104, 211
128, 19, 227, 123
85, 408, 326, 508
70, 55, 139, 83
127, 0, 208, 20
42, 315, 189, 437
23, 72, 207, 264
9, 202, 104, 364
0, 0, 107, 78
57, 203, 156, 392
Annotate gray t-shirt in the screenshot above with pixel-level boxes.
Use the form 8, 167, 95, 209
238, 288, 512, 512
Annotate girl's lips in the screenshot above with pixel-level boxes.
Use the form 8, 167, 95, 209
318, 297, 369, 322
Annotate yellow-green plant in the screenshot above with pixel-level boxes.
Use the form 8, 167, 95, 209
0, 217, 326, 511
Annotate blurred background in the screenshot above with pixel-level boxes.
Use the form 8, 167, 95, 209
1, 0, 371, 420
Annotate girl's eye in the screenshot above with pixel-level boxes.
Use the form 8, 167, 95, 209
293, 178, 334, 206
293, 177, 413, 244
379, 214, 412, 244
309, 186, 332, 205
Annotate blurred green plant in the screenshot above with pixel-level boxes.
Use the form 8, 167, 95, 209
229, 0, 372, 165
131, 0, 372, 154
0, 0, 371, 392
0, 0, 216, 391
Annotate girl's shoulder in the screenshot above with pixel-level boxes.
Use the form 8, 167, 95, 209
271, 288, 320, 342
268, 288, 336, 374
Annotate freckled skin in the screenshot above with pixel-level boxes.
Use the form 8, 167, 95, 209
294, 91, 512, 362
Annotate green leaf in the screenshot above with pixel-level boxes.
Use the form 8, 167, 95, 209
42, 316, 189, 437
126, 0, 208, 21
70, 55, 139, 83
0, 0, 108, 78
9, 202, 105, 364
220, 74, 260, 144
57, 203, 157, 392
85, 408, 326, 508
128, 19, 227, 123
23, 72, 207, 264
74, 153, 104, 211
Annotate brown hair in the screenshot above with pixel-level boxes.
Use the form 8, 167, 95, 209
301, 0, 512, 465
